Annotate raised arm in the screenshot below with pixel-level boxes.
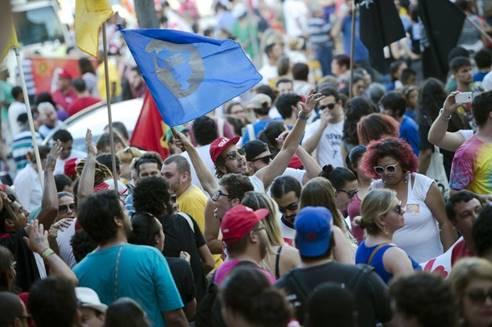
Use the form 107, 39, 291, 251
37, 142, 63, 229
302, 106, 330, 154
256, 94, 320, 189
173, 129, 218, 197
428, 91, 466, 152
77, 130, 97, 203
296, 142, 322, 184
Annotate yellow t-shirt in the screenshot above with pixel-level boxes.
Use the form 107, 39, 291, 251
177, 185, 207, 233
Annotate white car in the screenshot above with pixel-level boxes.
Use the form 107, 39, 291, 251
43, 98, 143, 152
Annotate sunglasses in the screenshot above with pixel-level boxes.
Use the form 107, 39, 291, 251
212, 190, 230, 202
252, 155, 272, 164
278, 202, 299, 214
337, 189, 358, 199
319, 103, 336, 110
373, 163, 399, 175
467, 288, 492, 304
392, 204, 405, 215
224, 149, 245, 161
58, 203, 76, 213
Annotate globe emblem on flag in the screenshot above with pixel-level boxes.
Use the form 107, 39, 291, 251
145, 39, 205, 98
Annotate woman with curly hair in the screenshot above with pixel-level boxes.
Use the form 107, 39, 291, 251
361, 137, 457, 262
448, 257, 492, 327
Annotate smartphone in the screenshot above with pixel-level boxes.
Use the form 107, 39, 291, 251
455, 92, 473, 104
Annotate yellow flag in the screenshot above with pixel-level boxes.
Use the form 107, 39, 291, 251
75, 0, 114, 57
1, 25, 19, 61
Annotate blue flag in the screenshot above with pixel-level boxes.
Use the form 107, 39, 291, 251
122, 28, 262, 127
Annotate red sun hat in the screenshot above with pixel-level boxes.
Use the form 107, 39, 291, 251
209, 136, 240, 163
221, 204, 269, 246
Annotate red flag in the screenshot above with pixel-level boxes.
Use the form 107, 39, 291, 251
130, 90, 170, 158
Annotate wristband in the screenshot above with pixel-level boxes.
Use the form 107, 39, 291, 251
41, 248, 54, 259
439, 108, 452, 121
298, 110, 310, 121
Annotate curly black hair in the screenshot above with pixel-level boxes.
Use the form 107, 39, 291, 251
133, 176, 173, 217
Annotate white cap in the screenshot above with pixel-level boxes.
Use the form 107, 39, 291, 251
76, 287, 107, 313
482, 71, 492, 91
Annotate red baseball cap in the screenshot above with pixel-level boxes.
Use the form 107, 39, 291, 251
221, 204, 269, 246
59, 69, 72, 80
209, 136, 240, 163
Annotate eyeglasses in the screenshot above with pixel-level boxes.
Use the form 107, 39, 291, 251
251, 155, 272, 164
467, 288, 492, 304
224, 149, 245, 161
278, 202, 299, 214
58, 203, 76, 213
392, 204, 405, 215
319, 103, 336, 110
373, 163, 400, 175
212, 190, 230, 202
337, 189, 358, 199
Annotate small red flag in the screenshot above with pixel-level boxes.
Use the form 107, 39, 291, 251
130, 90, 170, 159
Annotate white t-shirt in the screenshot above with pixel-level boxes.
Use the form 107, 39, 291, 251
303, 119, 344, 168
57, 219, 77, 268
13, 164, 42, 212
54, 150, 87, 175
282, 167, 305, 185
259, 63, 278, 85
283, 0, 308, 37
8, 101, 27, 137
373, 173, 443, 263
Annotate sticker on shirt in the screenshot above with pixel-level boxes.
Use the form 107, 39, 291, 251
406, 204, 420, 215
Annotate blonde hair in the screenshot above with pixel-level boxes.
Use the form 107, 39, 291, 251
448, 258, 492, 310
360, 189, 399, 235
299, 177, 345, 231
117, 147, 144, 164
241, 191, 283, 247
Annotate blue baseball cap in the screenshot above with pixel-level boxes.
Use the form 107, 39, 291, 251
295, 207, 333, 257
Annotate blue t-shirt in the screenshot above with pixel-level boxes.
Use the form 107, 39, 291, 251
74, 244, 183, 326
241, 119, 273, 144
341, 15, 369, 63
400, 115, 420, 156
355, 242, 421, 284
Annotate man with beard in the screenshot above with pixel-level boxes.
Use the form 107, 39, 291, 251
213, 204, 273, 285
73, 191, 188, 327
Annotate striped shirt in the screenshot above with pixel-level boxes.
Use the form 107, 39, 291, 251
11, 131, 42, 171
307, 17, 332, 46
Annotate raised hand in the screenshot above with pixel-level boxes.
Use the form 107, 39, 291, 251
171, 128, 192, 151
24, 220, 50, 254
442, 91, 460, 115
85, 129, 97, 156
305, 92, 325, 112
46, 141, 63, 172
48, 218, 73, 239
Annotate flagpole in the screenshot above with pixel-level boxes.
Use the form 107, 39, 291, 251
101, 22, 119, 188
349, 5, 357, 99
465, 15, 492, 45
14, 48, 44, 187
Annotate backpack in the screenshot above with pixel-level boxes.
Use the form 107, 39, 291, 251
195, 261, 256, 327
285, 264, 375, 323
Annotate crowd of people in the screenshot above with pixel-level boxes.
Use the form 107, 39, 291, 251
1, 0, 492, 326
